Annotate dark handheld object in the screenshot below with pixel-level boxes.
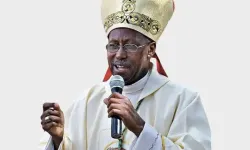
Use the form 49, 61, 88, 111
109, 75, 125, 139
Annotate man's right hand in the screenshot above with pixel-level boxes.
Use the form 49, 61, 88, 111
41, 103, 64, 148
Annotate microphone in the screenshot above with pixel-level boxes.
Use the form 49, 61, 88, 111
109, 75, 125, 139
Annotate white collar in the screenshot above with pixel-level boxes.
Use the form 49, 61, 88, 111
104, 63, 170, 100
123, 71, 150, 94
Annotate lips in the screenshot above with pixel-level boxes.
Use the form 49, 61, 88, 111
113, 64, 129, 73
115, 65, 126, 68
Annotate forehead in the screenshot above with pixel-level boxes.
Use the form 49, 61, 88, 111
108, 28, 145, 42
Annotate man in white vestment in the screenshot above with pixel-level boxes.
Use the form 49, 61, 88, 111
38, 0, 211, 149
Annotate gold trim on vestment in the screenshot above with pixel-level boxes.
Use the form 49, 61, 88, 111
161, 135, 166, 150
104, 140, 129, 150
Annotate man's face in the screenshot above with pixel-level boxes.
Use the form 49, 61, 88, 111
107, 28, 155, 85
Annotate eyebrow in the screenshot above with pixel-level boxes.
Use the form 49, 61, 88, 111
108, 38, 141, 45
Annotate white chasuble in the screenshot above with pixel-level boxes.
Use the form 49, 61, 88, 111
38, 64, 211, 150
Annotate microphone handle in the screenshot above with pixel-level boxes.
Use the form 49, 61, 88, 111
110, 87, 123, 139
111, 116, 122, 139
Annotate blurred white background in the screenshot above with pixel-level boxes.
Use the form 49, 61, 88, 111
0, 0, 249, 150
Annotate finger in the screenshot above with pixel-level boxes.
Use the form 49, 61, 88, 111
108, 103, 123, 114
40, 109, 61, 120
41, 116, 51, 125
108, 109, 123, 118
41, 117, 51, 125
108, 98, 124, 107
47, 115, 62, 124
103, 98, 109, 105
42, 121, 58, 131
109, 96, 130, 103
43, 102, 55, 111
109, 98, 122, 103
104, 93, 118, 105
41, 115, 55, 125
111, 92, 126, 99
53, 103, 61, 111
114, 97, 132, 107
41, 115, 62, 125
107, 98, 117, 108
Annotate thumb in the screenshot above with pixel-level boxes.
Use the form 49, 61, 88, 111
103, 98, 109, 105
54, 103, 61, 111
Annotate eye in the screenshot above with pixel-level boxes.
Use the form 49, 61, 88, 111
109, 44, 119, 48
106, 43, 120, 52
124, 44, 137, 51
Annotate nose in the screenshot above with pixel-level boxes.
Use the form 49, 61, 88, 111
115, 46, 127, 60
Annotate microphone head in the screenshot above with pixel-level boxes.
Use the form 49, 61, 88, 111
109, 75, 125, 90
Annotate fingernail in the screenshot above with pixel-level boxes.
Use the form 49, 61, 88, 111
54, 103, 58, 107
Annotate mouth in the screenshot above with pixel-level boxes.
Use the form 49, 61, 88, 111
113, 64, 129, 73
115, 64, 126, 68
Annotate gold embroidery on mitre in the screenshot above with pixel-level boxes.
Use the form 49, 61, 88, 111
104, 0, 161, 35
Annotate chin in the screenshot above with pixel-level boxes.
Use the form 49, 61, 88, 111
112, 71, 130, 82
114, 72, 128, 80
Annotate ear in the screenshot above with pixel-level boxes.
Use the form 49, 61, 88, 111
147, 42, 156, 58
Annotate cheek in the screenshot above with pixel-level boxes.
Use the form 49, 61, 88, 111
132, 55, 148, 71
107, 53, 114, 64
134, 52, 147, 65
129, 56, 144, 70
142, 50, 149, 60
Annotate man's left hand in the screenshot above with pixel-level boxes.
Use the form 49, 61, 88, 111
104, 92, 145, 137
